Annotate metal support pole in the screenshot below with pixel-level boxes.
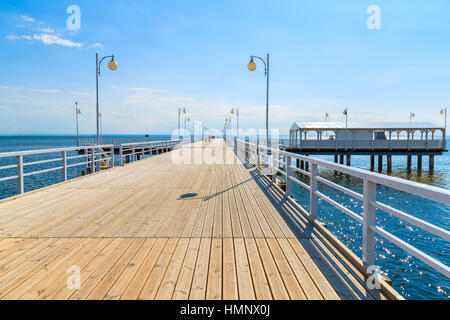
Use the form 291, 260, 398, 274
362, 180, 377, 270
310, 163, 318, 220
266, 53, 270, 146
96, 53, 100, 145
132, 146, 136, 162
119, 145, 123, 166
62, 151, 67, 181
16, 155, 24, 194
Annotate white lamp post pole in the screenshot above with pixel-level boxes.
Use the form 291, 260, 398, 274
248, 54, 269, 145
96, 53, 117, 145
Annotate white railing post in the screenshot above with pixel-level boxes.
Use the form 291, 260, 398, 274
286, 155, 292, 197
234, 138, 237, 155
132, 145, 136, 162
272, 150, 277, 184
16, 155, 24, 194
362, 179, 377, 270
62, 151, 67, 181
119, 145, 123, 166
257, 135, 260, 166
110, 148, 115, 168
245, 137, 249, 161
91, 148, 95, 173
310, 163, 318, 220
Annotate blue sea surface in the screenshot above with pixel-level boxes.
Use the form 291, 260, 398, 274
0, 135, 449, 300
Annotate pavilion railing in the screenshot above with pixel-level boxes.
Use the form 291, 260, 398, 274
281, 139, 445, 151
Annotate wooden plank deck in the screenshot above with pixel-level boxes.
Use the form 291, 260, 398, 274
0, 140, 399, 300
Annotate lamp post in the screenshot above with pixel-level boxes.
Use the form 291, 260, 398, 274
410, 112, 416, 122
343, 108, 348, 128
248, 54, 269, 145
96, 53, 118, 145
440, 108, 447, 139
178, 107, 187, 139
231, 107, 239, 138
325, 113, 329, 139
75, 102, 81, 146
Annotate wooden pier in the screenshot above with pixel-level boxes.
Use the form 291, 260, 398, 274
0, 140, 401, 300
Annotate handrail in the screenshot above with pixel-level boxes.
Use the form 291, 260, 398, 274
0, 144, 114, 196
118, 139, 182, 166
234, 138, 450, 280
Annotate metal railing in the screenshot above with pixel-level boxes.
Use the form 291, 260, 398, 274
234, 138, 450, 279
78, 137, 171, 146
281, 139, 446, 151
118, 139, 182, 166
0, 145, 114, 196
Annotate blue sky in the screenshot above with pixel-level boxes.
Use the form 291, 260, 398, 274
0, 0, 449, 135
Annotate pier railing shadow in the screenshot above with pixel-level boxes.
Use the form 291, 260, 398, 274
243, 161, 380, 300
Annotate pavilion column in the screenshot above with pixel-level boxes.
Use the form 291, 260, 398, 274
387, 155, 392, 173
407, 155, 412, 172
429, 155, 435, 172
378, 155, 383, 172
417, 155, 422, 172
370, 155, 375, 171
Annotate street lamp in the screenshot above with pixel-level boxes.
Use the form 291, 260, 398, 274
231, 107, 239, 138
96, 53, 118, 145
440, 108, 447, 138
75, 102, 81, 146
178, 107, 187, 139
248, 54, 270, 145
343, 108, 348, 128
410, 112, 416, 122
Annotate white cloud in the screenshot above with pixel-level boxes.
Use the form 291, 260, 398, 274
40, 27, 55, 33
124, 88, 165, 94
6, 35, 32, 41
0, 85, 60, 94
19, 15, 34, 22
7, 33, 82, 49
89, 43, 103, 48
32, 34, 82, 48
